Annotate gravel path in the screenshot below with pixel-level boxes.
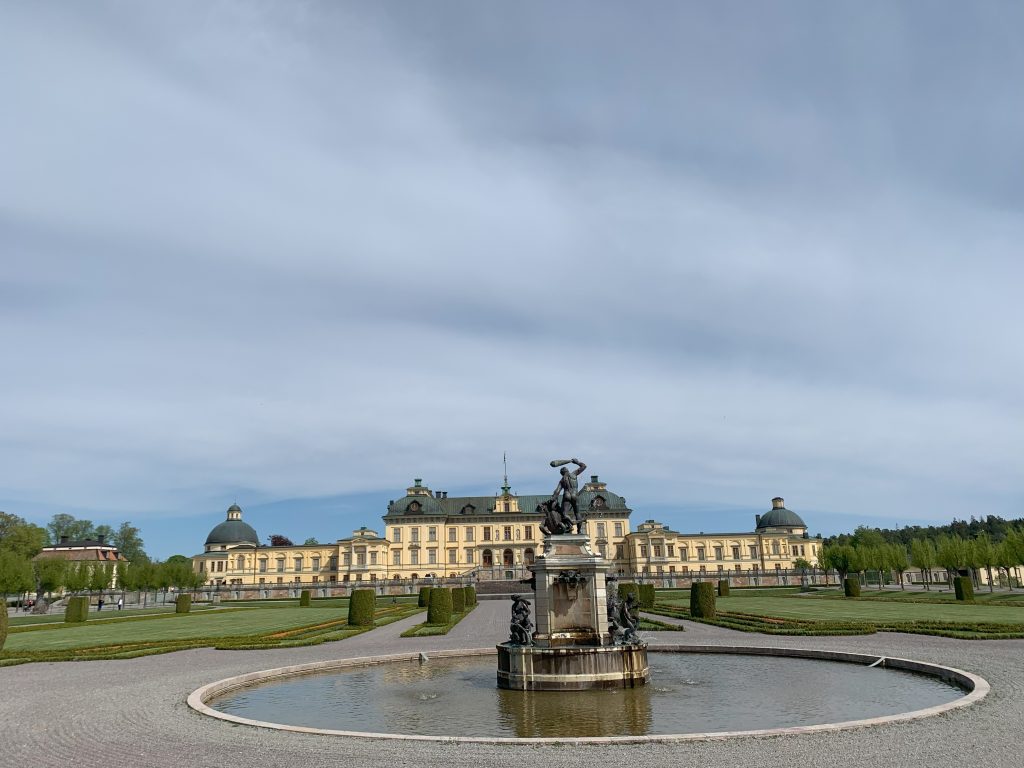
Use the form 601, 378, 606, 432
1, 600, 1019, 767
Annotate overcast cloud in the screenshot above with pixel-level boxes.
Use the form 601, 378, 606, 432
1, 1, 1022, 558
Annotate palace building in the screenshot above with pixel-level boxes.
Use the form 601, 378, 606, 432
193, 477, 818, 587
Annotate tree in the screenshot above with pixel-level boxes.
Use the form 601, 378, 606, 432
268, 535, 293, 547
887, 543, 909, 590
47, 514, 95, 544
995, 540, 1017, 590
0, 512, 49, 559
112, 522, 146, 562
858, 545, 886, 589
0, 551, 34, 599
89, 562, 114, 599
32, 558, 67, 613
936, 535, 967, 587
94, 524, 116, 543
971, 533, 996, 592
816, 542, 834, 583
63, 561, 91, 594
303, 537, 319, 546
910, 539, 937, 590
828, 545, 862, 584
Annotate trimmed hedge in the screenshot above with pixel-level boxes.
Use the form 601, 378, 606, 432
418, 587, 433, 608
690, 582, 716, 618
463, 586, 476, 607
299, 590, 311, 607
618, 582, 639, 601
717, 580, 730, 597
639, 584, 655, 609
844, 577, 861, 598
954, 576, 975, 602
427, 587, 453, 625
451, 586, 466, 613
65, 596, 90, 623
0, 598, 7, 651
175, 594, 192, 614
348, 589, 376, 626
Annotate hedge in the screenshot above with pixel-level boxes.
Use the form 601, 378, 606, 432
451, 586, 466, 613
427, 587, 453, 625
954, 576, 975, 602
0, 599, 8, 651
418, 587, 433, 608
690, 582, 716, 619
65, 596, 89, 623
175, 594, 192, 614
717, 580, 730, 597
463, 586, 476, 607
639, 584, 655, 609
843, 577, 861, 598
618, 582, 639, 601
299, 590, 311, 607
348, 589, 376, 626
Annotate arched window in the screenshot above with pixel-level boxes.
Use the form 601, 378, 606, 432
236, 555, 245, 570
482, 549, 493, 567
524, 548, 535, 565
503, 549, 514, 567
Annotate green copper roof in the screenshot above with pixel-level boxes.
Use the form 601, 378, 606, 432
756, 505, 806, 530
205, 519, 259, 546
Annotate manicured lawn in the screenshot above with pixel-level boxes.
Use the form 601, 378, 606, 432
657, 591, 1024, 625
4, 605, 355, 651
8, 604, 216, 627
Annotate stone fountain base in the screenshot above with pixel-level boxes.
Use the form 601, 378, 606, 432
497, 643, 650, 691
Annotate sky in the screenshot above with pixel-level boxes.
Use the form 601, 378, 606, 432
1, 2, 1022, 560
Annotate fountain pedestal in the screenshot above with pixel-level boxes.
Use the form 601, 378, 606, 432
497, 534, 650, 691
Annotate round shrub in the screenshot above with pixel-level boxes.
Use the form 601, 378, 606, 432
954, 576, 975, 602
0, 599, 7, 651
427, 587, 453, 625
717, 580, 730, 597
451, 586, 466, 613
463, 586, 476, 607
418, 586, 433, 607
299, 590, 311, 607
639, 584, 656, 609
348, 588, 376, 626
175, 594, 192, 614
690, 582, 716, 618
843, 577, 861, 598
65, 596, 89, 623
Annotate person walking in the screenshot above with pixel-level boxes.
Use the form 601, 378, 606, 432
117, 597, 123, 610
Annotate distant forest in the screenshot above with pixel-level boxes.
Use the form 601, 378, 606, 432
825, 515, 1024, 547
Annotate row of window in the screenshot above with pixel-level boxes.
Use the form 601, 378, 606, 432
635, 542, 815, 561
391, 522, 625, 544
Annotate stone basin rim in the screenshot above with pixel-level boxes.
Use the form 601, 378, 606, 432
186, 644, 989, 744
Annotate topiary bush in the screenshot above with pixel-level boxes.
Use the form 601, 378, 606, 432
0, 599, 6, 651
618, 582, 639, 602
639, 584, 656, 608
463, 585, 476, 607
954, 576, 975, 602
175, 594, 192, 614
65, 596, 89, 623
843, 577, 861, 598
427, 587, 453, 625
348, 588, 376, 626
717, 580, 730, 597
690, 582, 716, 618
299, 590, 311, 607
418, 586, 433, 607
451, 586, 466, 613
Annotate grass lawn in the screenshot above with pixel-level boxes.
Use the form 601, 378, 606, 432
8, 604, 217, 627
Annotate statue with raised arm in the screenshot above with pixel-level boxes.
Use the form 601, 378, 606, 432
549, 457, 587, 535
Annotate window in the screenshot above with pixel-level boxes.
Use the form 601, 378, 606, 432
465, 548, 474, 564
259, 559, 268, 573
653, 545, 663, 558
681, 565, 688, 573
294, 557, 303, 571
428, 549, 437, 564
614, 522, 624, 537
410, 550, 419, 565
640, 545, 648, 557
667, 544, 674, 557
717, 565, 724, 573
258, 577, 265, 584
615, 544, 623, 559
735, 564, 742, 572
312, 576, 319, 583
598, 544, 607, 558
483, 526, 492, 541
714, 546, 723, 560
276, 559, 285, 572
503, 501, 510, 512
669, 566, 675, 573
697, 547, 706, 561
344, 553, 352, 566
428, 527, 437, 542
356, 553, 365, 566
236, 555, 245, 570
772, 541, 780, 556
775, 563, 782, 570
411, 528, 420, 543
699, 565, 706, 574
465, 527, 475, 542
680, 547, 688, 561
748, 546, 757, 559
393, 551, 401, 565
392, 528, 402, 543
524, 525, 533, 540
596, 522, 606, 538
370, 552, 377, 565
277, 577, 283, 583
731, 546, 740, 560
448, 527, 457, 542
448, 549, 457, 564
503, 526, 512, 541
312, 557, 320, 571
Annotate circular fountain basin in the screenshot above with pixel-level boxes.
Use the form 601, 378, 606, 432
189, 646, 988, 743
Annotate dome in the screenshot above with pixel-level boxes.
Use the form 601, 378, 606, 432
756, 497, 806, 530
205, 505, 259, 546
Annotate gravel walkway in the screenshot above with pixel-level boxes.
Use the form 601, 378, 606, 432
1, 600, 1019, 767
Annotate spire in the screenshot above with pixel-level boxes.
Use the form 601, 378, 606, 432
501, 452, 511, 496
